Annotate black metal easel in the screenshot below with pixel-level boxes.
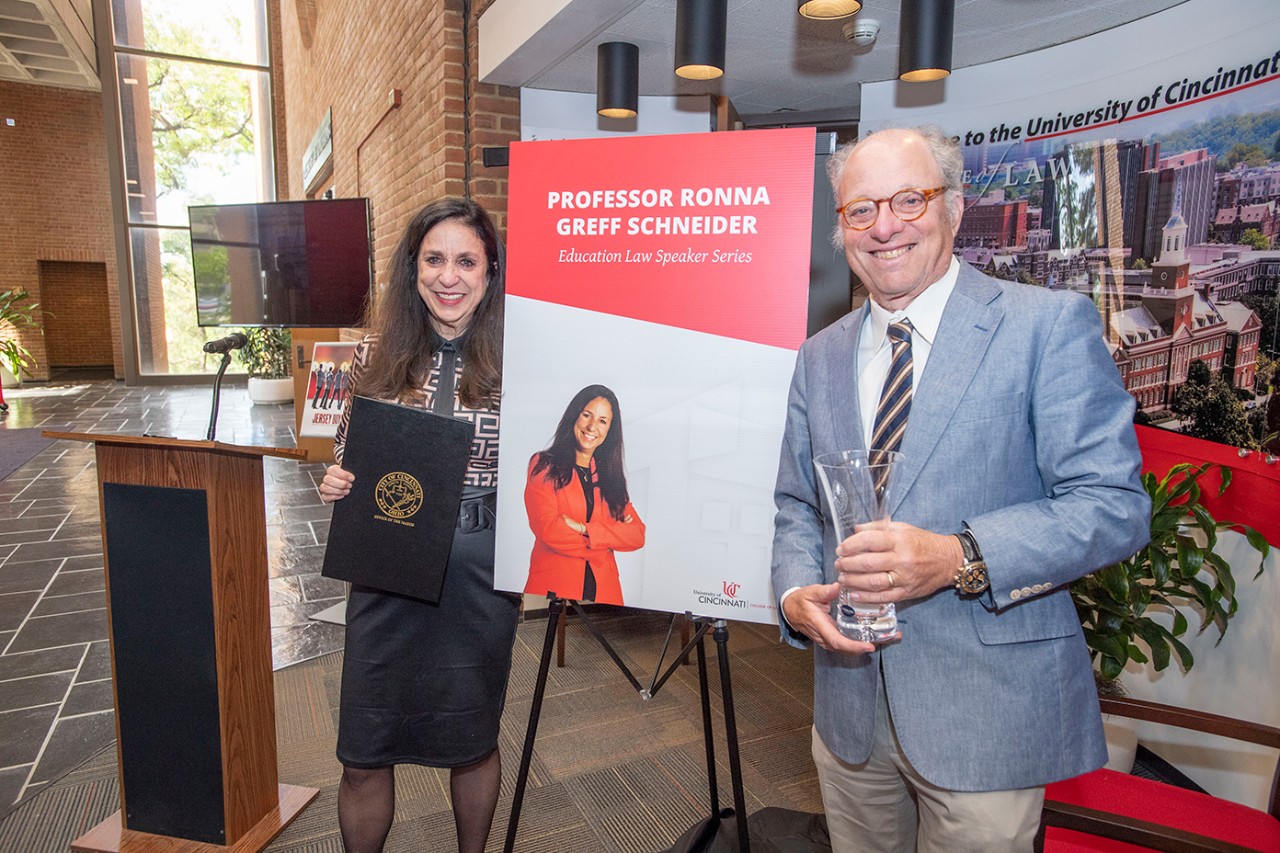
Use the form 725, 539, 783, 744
503, 599, 750, 853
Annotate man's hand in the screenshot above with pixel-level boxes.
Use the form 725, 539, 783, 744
834, 522, 963, 603
782, 583, 882, 655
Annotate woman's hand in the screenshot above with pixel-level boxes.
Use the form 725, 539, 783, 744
561, 515, 587, 535
319, 464, 355, 503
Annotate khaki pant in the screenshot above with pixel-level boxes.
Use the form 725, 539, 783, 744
811, 680, 1043, 853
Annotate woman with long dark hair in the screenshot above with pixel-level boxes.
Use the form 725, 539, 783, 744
523, 384, 646, 604
318, 198, 517, 853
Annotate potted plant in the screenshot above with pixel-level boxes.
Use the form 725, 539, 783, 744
234, 327, 293, 405
0, 288, 43, 390
1070, 462, 1270, 767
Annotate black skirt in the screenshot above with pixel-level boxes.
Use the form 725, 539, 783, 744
336, 523, 520, 769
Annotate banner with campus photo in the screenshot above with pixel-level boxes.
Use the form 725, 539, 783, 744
860, 0, 1278, 459
492, 127, 816, 625
299, 341, 357, 438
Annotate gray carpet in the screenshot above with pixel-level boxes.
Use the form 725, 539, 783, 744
0, 428, 55, 482
0, 609, 824, 852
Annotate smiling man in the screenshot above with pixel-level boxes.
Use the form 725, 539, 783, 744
770, 126, 1151, 851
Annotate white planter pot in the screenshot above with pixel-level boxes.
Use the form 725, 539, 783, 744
1102, 713, 1139, 772
0, 363, 21, 388
247, 376, 293, 405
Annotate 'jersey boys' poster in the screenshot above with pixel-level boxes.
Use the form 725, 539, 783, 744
300, 341, 357, 438
493, 128, 816, 624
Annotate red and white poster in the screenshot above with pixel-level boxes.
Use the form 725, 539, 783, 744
493, 128, 815, 624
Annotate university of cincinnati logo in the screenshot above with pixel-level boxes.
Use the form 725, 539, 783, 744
693, 581, 750, 609
374, 472, 423, 519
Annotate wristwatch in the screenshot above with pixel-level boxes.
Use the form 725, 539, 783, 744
953, 528, 990, 595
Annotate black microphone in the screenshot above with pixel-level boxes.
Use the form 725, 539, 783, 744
203, 332, 249, 354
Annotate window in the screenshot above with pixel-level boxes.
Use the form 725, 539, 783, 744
111, 0, 273, 375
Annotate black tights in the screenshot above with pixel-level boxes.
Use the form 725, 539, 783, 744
338, 749, 502, 852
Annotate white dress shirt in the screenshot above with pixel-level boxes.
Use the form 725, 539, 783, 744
856, 257, 959, 445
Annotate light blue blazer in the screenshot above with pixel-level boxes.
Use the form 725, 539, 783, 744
771, 262, 1150, 792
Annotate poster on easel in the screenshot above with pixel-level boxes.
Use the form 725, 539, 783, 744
299, 342, 357, 438
492, 127, 816, 625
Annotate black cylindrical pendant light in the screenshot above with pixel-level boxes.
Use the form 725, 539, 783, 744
797, 0, 861, 19
898, 0, 954, 83
674, 0, 727, 81
597, 42, 639, 118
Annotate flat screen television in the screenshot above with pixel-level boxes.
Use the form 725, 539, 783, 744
188, 198, 373, 327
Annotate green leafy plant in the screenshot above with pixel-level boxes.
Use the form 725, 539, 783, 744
1071, 463, 1271, 682
0, 288, 44, 379
233, 327, 291, 379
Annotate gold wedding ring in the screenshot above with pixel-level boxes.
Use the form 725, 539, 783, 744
886, 571, 895, 589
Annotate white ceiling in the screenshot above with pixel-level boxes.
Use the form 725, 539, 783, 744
0, 0, 96, 90
481, 0, 1191, 124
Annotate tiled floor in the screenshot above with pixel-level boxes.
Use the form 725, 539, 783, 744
0, 380, 344, 815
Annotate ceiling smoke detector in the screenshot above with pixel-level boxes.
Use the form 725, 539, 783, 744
843, 18, 879, 46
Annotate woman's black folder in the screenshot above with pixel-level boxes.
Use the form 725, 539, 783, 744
321, 396, 475, 602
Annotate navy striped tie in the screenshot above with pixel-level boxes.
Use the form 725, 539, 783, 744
870, 320, 913, 489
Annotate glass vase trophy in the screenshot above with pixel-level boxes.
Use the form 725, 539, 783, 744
813, 449, 903, 643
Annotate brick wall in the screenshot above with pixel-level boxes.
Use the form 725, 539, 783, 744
468, 0, 519, 232
0, 80, 121, 380
38, 261, 114, 367
268, 0, 289, 200
274, 0, 519, 288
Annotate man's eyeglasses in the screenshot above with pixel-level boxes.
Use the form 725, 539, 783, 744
836, 186, 947, 231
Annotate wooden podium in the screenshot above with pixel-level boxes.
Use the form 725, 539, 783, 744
43, 432, 318, 852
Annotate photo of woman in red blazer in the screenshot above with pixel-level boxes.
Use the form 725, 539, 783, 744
523, 384, 645, 604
